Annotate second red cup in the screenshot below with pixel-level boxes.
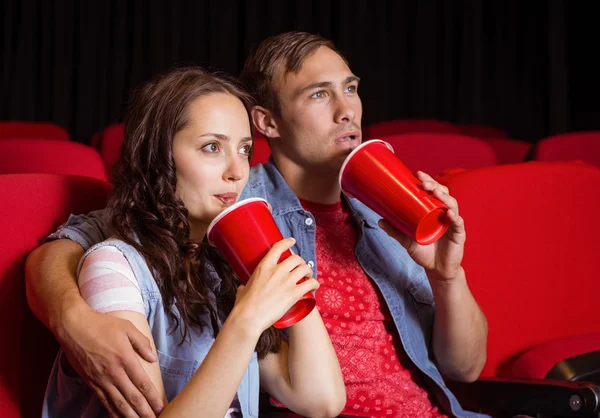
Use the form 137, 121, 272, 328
207, 198, 316, 328
339, 140, 450, 245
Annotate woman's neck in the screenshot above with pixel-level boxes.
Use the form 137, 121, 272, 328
189, 220, 208, 243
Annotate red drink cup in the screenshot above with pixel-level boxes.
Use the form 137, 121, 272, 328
207, 198, 316, 328
339, 140, 449, 245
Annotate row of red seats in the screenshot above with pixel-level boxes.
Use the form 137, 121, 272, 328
0, 119, 506, 142
0, 131, 597, 183
0, 139, 108, 182
2, 120, 599, 181
2, 163, 599, 417
363, 119, 600, 170
248, 122, 600, 174
0, 122, 70, 141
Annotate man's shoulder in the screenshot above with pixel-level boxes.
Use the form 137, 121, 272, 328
243, 164, 270, 197
243, 163, 290, 201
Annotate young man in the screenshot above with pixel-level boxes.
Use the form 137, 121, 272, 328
26, 32, 487, 417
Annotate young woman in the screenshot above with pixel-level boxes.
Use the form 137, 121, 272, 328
42, 67, 345, 418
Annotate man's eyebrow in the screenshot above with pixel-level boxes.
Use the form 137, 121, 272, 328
295, 81, 333, 98
344, 75, 361, 85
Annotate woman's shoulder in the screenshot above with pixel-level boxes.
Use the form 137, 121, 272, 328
77, 241, 147, 316
85, 237, 136, 255
81, 242, 130, 269
78, 238, 156, 290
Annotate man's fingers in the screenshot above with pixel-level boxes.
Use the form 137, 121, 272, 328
89, 380, 123, 418
127, 326, 157, 363
416, 170, 435, 182
421, 180, 450, 195
447, 209, 466, 234
419, 172, 450, 195
114, 368, 158, 418
417, 170, 450, 191
432, 188, 459, 214
124, 356, 165, 415
105, 378, 145, 418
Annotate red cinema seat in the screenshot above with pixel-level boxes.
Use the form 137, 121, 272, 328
0, 139, 108, 182
0, 174, 112, 417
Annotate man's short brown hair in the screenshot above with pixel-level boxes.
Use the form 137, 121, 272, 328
240, 31, 348, 114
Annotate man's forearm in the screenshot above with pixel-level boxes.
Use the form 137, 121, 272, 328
25, 239, 87, 333
430, 267, 488, 382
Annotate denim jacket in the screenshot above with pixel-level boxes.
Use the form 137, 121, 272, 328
42, 238, 259, 417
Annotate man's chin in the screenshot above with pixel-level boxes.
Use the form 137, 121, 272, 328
328, 152, 351, 175
338, 143, 358, 161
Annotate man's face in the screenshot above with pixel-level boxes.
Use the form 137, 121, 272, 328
271, 46, 363, 175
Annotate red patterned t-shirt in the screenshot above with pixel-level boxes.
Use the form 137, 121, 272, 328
299, 198, 447, 418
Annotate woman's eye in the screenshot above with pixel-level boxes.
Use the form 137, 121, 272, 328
202, 143, 219, 153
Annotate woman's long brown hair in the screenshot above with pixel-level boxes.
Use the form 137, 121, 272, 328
108, 67, 281, 358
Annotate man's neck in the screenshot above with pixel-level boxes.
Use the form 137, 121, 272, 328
272, 155, 342, 204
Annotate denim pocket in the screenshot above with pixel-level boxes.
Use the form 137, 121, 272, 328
157, 349, 198, 402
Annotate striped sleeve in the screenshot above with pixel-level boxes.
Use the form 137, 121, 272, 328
78, 246, 145, 316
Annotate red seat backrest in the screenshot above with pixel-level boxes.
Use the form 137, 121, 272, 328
534, 131, 600, 168
484, 137, 531, 164
90, 130, 103, 149
99, 124, 125, 179
442, 162, 600, 377
251, 136, 271, 167
376, 133, 497, 177
0, 139, 108, 182
0, 122, 70, 141
0, 174, 112, 418
364, 119, 460, 139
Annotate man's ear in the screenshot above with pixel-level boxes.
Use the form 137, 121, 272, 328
251, 106, 280, 139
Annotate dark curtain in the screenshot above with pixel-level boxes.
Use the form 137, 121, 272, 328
1, 0, 575, 143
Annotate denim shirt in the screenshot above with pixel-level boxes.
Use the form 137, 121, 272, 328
45, 160, 487, 418
42, 238, 260, 418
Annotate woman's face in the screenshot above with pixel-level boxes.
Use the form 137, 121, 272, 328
172, 92, 252, 238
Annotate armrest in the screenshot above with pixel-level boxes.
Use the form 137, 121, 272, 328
546, 350, 600, 383
512, 333, 600, 381
450, 377, 600, 417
